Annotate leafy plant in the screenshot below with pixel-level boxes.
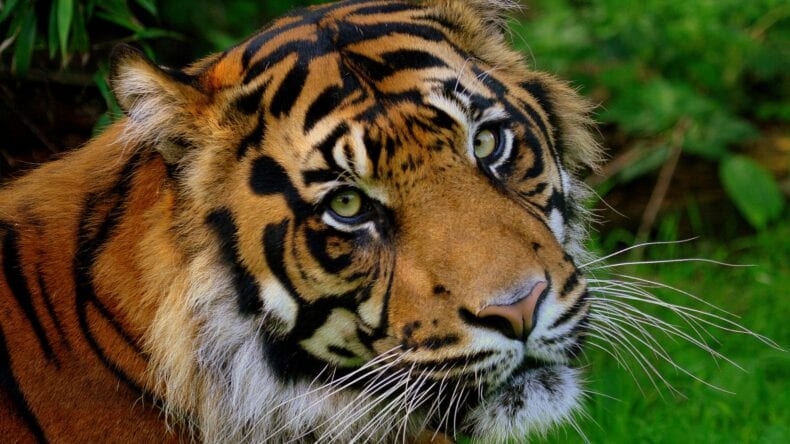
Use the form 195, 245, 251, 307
0, 0, 182, 131
512, 0, 789, 231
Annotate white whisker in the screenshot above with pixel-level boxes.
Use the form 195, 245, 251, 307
580, 238, 698, 268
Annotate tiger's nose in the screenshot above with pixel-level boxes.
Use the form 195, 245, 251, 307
477, 281, 548, 340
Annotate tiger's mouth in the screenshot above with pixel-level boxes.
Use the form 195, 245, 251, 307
462, 356, 583, 441
396, 353, 581, 440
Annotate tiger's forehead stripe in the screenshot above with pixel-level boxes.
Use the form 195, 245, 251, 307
235, 5, 453, 85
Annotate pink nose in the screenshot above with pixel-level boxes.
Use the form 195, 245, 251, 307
477, 281, 547, 340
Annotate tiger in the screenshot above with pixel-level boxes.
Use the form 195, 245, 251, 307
0, 0, 604, 442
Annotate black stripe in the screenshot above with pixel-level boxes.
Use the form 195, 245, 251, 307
304, 85, 345, 133
237, 113, 266, 160
327, 345, 357, 359
73, 153, 151, 397
302, 168, 341, 185
428, 105, 458, 130
34, 269, 69, 351
561, 270, 580, 295
333, 21, 448, 48
244, 39, 327, 85
0, 324, 47, 443
345, 49, 448, 83
522, 140, 545, 180
459, 307, 518, 341
549, 291, 589, 330
250, 155, 292, 196
303, 54, 365, 133
2, 230, 56, 363
521, 80, 560, 153
90, 295, 146, 355
421, 334, 459, 350
234, 79, 271, 115
243, 17, 313, 69
362, 131, 383, 178
270, 60, 309, 118
305, 227, 353, 274
205, 209, 264, 315
241, 0, 388, 69
544, 188, 567, 221
350, 2, 417, 16
263, 220, 300, 300
316, 123, 348, 171
249, 155, 312, 217
519, 80, 566, 184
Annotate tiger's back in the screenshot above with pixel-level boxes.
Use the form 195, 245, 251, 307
0, 1, 602, 442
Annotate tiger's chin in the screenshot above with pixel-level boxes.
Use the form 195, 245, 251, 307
465, 364, 583, 443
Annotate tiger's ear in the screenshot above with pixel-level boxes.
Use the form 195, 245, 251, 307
461, 0, 521, 35
110, 44, 207, 163
427, 0, 522, 68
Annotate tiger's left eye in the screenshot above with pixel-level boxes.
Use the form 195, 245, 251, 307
473, 128, 498, 159
329, 189, 363, 219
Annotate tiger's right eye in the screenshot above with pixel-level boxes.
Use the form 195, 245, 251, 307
329, 189, 363, 219
473, 128, 498, 159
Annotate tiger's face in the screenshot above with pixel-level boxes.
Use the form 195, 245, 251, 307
112, 0, 600, 441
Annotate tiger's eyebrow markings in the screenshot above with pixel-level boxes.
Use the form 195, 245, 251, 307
249, 155, 312, 218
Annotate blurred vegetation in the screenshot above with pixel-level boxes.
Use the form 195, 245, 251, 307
512, 0, 788, 240
0, 1, 787, 443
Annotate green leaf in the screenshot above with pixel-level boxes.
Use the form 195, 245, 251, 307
96, 0, 143, 32
720, 155, 785, 230
684, 111, 758, 160
47, 3, 58, 59
618, 144, 671, 183
135, 28, 184, 41
0, 0, 20, 24
134, 0, 158, 17
56, 0, 73, 62
12, 8, 36, 77
92, 112, 113, 136
93, 68, 123, 117
70, 4, 89, 53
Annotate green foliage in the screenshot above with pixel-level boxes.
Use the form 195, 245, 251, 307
512, 0, 789, 231
720, 155, 785, 229
0, 0, 187, 133
0, 0, 180, 75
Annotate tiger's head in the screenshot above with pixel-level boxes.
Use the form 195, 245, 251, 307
111, 0, 602, 441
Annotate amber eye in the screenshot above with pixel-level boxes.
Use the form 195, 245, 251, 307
329, 189, 363, 219
473, 128, 498, 159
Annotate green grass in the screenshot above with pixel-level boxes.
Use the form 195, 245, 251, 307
462, 222, 789, 443
547, 223, 790, 443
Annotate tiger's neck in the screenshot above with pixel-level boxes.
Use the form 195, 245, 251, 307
0, 121, 185, 420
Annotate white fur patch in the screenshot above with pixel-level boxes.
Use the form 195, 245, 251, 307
466, 366, 582, 443
548, 208, 566, 243
300, 308, 373, 366
358, 294, 384, 330
260, 278, 299, 334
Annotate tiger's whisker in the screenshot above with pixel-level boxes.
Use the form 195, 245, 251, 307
588, 257, 753, 271
579, 238, 698, 268
589, 282, 719, 346
588, 320, 675, 396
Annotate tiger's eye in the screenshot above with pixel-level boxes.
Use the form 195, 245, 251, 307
330, 189, 363, 218
473, 129, 497, 158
